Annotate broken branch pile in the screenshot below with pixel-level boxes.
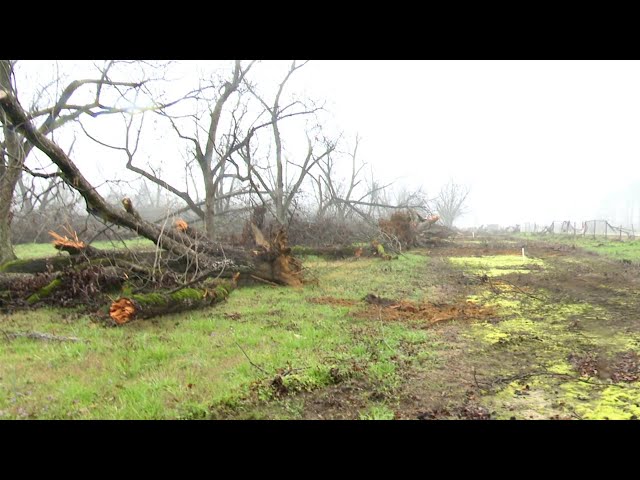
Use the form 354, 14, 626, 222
0, 219, 302, 325
378, 211, 457, 249
0, 88, 305, 324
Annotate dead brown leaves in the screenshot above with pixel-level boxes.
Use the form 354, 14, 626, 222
568, 350, 640, 382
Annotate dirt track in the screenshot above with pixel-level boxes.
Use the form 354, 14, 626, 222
299, 237, 640, 420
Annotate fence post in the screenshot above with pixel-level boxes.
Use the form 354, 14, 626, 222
620, 226, 623, 241
605, 222, 607, 239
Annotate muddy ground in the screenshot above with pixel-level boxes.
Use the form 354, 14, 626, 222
241, 236, 640, 420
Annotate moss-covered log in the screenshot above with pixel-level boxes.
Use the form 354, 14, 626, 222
109, 284, 234, 325
0, 256, 76, 273
26, 278, 63, 304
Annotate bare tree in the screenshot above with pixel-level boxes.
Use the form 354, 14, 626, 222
433, 180, 470, 228
0, 60, 155, 264
155, 61, 257, 238
102, 60, 301, 239
242, 61, 335, 226
314, 134, 363, 221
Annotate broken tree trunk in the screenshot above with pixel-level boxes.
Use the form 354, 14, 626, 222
166, 220, 303, 286
109, 283, 234, 325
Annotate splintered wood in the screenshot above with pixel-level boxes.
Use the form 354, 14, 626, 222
109, 298, 137, 325
175, 219, 189, 232
49, 228, 86, 251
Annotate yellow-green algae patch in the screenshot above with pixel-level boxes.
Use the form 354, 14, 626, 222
462, 274, 640, 419
449, 255, 545, 277
557, 381, 640, 420
580, 387, 640, 420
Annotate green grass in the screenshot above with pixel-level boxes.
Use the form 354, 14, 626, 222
0, 253, 440, 419
519, 234, 640, 263
13, 237, 155, 260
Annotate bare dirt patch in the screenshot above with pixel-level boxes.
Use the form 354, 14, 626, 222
360, 293, 496, 326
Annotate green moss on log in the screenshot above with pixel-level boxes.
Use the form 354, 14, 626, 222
109, 284, 235, 323
0, 256, 74, 273
26, 278, 62, 304
131, 292, 170, 307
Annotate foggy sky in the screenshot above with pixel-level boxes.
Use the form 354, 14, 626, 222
303, 60, 640, 227
14, 60, 640, 228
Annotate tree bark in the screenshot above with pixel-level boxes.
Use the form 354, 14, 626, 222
0, 60, 21, 265
0, 207, 16, 266
109, 284, 234, 324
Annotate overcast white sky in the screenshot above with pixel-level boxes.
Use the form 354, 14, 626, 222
16, 60, 640, 228
301, 60, 640, 227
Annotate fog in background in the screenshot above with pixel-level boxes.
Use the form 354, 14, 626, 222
14, 60, 640, 229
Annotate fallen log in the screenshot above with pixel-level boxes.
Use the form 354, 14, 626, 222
167, 220, 303, 286
0, 256, 76, 274
291, 243, 393, 260
109, 283, 234, 325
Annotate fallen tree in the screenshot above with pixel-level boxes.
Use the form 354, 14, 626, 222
0, 90, 303, 285
378, 210, 457, 249
0, 89, 304, 323
0, 222, 299, 320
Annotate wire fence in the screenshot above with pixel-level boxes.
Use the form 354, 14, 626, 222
522, 220, 636, 240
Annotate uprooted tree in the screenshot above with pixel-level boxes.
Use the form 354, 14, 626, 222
0, 88, 304, 324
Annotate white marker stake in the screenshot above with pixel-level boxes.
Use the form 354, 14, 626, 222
522, 247, 525, 258
472, 232, 475, 239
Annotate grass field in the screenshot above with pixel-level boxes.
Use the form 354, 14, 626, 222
3, 236, 640, 420
13, 238, 155, 260
519, 234, 640, 263
0, 250, 441, 419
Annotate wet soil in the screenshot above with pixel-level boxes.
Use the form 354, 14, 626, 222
301, 237, 640, 419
